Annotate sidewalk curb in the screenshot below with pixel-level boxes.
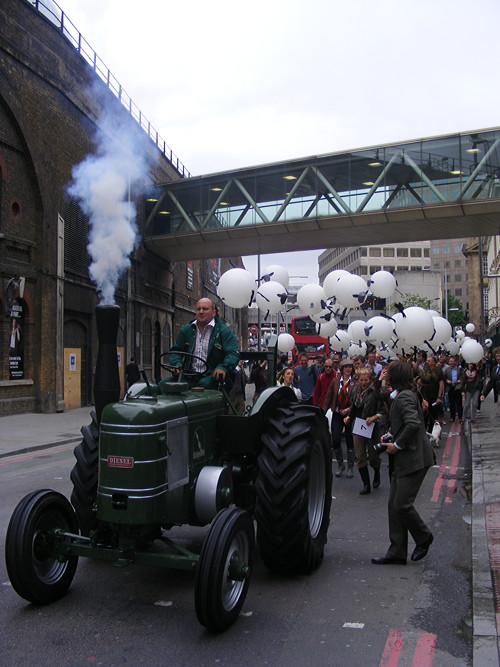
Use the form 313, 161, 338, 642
472, 426, 500, 664
0, 437, 81, 459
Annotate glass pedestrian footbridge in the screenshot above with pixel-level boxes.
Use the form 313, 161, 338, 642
144, 127, 500, 261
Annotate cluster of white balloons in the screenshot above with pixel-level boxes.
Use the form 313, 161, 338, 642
216, 265, 488, 364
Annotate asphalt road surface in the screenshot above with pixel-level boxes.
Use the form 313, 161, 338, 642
0, 426, 472, 666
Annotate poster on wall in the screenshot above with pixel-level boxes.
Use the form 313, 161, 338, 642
9, 299, 24, 380
204, 258, 221, 288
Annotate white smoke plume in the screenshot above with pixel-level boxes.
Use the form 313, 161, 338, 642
68, 97, 151, 304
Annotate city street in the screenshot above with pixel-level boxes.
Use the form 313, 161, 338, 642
0, 422, 472, 666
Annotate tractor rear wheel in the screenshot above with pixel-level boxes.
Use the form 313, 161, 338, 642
195, 507, 254, 632
255, 403, 332, 574
5, 489, 79, 604
70, 411, 99, 535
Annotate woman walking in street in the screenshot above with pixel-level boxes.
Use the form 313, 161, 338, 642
280, 366, 302, 401
344, 367, 385, 494
461, 362, 482, 423
371, 360, 434, 565
323, 359, 355, 478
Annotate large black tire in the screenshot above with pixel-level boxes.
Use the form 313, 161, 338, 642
70, 411, 99, 535
5, 489, 79, 604
255, 403, 332, 574
195, 507, 254, 632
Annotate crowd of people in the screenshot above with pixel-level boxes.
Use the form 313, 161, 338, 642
158, 297, 499, 565
239, 344, 499, 498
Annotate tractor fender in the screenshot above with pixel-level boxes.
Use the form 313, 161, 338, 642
248, 385, 298, 428
195, 466, 234, 525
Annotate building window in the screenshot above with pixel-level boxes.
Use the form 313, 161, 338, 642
484, 288, 489, 313
64, 200, 91, 280
383, 248, 395, 257
433, 262, 440, 269
397, 248, 409, 257
432, 248, 440, 255
360, 248, 367, 257
423, 248, 430, 257
455, 259, 462, 267
455, 288, 462, 296
370, 266, 381, 273
162, 321, 171, 354
369, 247, 381, 257
443, 246, 450, 254
410, 248, 422, 258
482, 254, 489, 276
455, 274, 462, 282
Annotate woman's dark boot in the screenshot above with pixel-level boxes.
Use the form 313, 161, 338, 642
334, 448, 345, 477
346, 448, 355, 478
373, 467, 381, 488
359, 467, 371, 495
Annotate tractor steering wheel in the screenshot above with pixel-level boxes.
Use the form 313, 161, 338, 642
159, 351, 208, 378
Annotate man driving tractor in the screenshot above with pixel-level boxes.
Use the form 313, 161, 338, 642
166, 297, 240, 389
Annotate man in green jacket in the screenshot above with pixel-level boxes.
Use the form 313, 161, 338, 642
168, 298, 240, 389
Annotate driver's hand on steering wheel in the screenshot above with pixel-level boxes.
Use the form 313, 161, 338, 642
212, 369, 226, 383
172, 366, 181, 375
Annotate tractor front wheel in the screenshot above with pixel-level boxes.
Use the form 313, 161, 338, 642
5, 489, 79, 604
255, 403, 332, 574
195, 507, 254, 632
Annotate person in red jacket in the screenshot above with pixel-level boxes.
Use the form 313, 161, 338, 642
313, 359, 338, 408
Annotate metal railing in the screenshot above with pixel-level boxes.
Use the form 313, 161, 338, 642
27, 0, 190, 178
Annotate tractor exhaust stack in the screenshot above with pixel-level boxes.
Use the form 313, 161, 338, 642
94, 304, 121, 424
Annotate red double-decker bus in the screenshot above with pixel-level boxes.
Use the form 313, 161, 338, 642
290, 315, 330, 359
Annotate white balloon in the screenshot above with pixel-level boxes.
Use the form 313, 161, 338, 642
348, 341, 367, 357
310, 307, 333, 324
444, 339, 460, 355
330, 302, 350, 320
262, 264, 289, 288
348, 319, 369, 343
255, 280, 286, 315
460, 339, 485, 364
329, 329, 351, 352
315, 318, 338, 338
297, 283, 326, 315
369, 270, 397, 298
277, 333, 295, 353
323, 270, 350, 299
388, 336, 409, 357
465, 322, 476, 333
456, 329, 465, 340
365, 316, 395, 345
394, 307, 434, 347
335, 274, 368, 309
427, 309, 441, 318
431, 317, 453, 346
485, 338, 493, 348
217, 268, 255, 308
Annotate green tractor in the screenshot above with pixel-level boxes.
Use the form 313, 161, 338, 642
5, 305, 332, 631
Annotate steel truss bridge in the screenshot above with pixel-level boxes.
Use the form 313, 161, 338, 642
144, 127, 500, 261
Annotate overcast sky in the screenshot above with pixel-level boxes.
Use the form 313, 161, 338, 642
61, 0, 500, 282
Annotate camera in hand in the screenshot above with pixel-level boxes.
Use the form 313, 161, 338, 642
373, 432, 394, 454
